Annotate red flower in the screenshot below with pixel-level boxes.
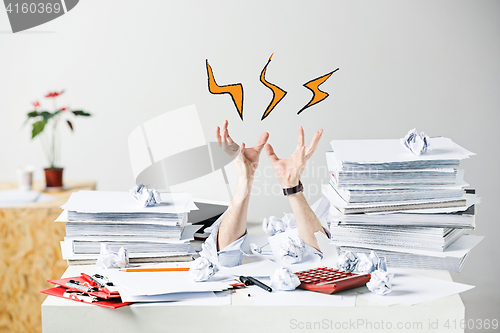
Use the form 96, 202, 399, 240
45, 90, 65, 98
61, 107, 67, 112
33, 101, 40, 108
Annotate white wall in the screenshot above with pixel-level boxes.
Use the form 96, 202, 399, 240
1, 0, 499, 325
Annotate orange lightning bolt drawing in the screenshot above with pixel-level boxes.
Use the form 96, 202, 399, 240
206, 59, 244, 120
298, 68, 339, 115
260, 54, 287, 121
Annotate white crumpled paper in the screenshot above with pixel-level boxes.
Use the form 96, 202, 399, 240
281, 213, 297, 229
338, 251, 358, 272
270, 266, 301, 291
262, 212, 297, 236
338, 250, 394, 295
339, 250, 388, 275
354, 250, 385, 274
262, 216, 286, 236
279, 235, 306, 265
190, 257, 219, 282
366, 269, 394, 295
129, 184, 161, 207
401, 128, 430, 156
95, 243, 129, 269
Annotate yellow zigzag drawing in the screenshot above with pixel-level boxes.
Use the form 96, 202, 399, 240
260, 54, 287, 120
206, 59, 244, 120
298, 68, 339, 115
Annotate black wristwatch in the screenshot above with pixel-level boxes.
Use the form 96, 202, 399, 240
283, 181, 304, 196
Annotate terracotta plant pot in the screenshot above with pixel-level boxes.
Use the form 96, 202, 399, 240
44, 168, 64, 188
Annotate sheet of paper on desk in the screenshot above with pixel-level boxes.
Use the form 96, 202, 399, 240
98, 264, 234, 296
62, 191, 197, 213
357, 268, 474, 306
130, 291, 231, 306
239, 278, 356, 307
220, 259, 280, 277
0, 190, 56, 207
119, 290, 215, 302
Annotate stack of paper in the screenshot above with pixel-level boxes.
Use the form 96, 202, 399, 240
323, 136, 481, 271
57, 191, 199, 265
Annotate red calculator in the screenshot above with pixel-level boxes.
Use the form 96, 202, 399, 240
295, 267, 371, 295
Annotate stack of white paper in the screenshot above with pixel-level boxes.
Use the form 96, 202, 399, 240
323, 136, 482, 272
57, 191, 199, 265
324, 138, 474, 214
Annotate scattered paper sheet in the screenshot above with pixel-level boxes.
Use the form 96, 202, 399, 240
0, 190, 56, 208
119, 290, 216, 303
237, 277, 356, 307
95, 263, 235, 296
130, 291, 231, 306
357, 268, 474, 306
220, 259, 280, 277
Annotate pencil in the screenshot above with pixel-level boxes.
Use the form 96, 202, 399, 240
121, 267, 190, 272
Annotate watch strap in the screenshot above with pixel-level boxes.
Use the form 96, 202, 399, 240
283, 181, 303, 196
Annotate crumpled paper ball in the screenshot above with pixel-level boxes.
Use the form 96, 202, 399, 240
282, 213, 297, 229
279, 236, 306, 265
129, 184, 161, 207
354, 252, 376, 274
95, 243, 129, 269
366, 269, 394, 296
401, 128, 430, 156
190, 257, 219, 282
354, 250, 383, 274
262, 216, 286, 236
377, 256, 388, 272
270, 266, 301, 291
338, 251, 358, 272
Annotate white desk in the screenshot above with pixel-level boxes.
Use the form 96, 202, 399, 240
41, 265, 465, 333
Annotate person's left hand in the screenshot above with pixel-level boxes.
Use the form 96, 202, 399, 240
265, 126, 323, 188
215, 120, 269, 180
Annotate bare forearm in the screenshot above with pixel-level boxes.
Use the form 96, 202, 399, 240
217, 178, 253, 250
287, 192, 326, 251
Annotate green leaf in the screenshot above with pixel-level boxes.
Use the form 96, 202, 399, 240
40, 111, 54, 121
72, 110, 91, 117
32, 120, 47, 139
67, 120, 73, 131
27, 111, 40, 118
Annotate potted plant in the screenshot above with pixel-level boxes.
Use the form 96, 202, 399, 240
25, 90, 91, 188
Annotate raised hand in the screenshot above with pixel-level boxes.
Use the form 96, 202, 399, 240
265, 126, 323, 188
215, 120, 269, 179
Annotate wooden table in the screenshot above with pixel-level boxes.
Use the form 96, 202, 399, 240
0, 181, 95, 333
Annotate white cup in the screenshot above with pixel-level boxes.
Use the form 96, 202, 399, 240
17, 166, 34, 191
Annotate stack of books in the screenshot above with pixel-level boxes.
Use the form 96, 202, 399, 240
57, 190, 199, 265
323, 137, 481, 272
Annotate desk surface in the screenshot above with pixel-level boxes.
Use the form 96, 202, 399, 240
0, 181, 96, 209
42, 265, 465, 333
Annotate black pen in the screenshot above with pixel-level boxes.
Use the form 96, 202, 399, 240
239, 276, 272, 292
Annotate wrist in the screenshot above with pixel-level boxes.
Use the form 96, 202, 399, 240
280, 178, 301, 188
237, 177, 254, 188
